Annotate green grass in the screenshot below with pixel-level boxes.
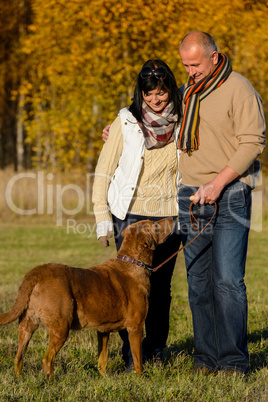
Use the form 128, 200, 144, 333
0, 221, 267, 401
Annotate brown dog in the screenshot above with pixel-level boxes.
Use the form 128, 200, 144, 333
0, 217, 174, 379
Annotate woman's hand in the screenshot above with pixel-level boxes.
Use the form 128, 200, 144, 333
98, 231, 113, 247
96, 221, 113, 247
102, 124, 111, 142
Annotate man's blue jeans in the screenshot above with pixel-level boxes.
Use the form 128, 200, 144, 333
178, 181, 251, 373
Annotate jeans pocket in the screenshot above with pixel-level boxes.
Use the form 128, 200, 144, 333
220, 183, 251, 227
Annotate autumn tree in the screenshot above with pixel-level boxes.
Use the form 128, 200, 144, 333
1, 0, 267, 172
0, 0, 32, 170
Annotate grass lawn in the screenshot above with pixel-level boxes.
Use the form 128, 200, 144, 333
0, 219, 267, 401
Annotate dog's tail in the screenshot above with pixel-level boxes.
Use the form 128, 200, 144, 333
0, 265, 44, 326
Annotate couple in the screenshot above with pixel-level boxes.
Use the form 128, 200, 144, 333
92, 31, 266, 375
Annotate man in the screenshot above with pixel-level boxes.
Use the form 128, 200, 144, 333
178, 31, 266, 375
102, 31, 266, 375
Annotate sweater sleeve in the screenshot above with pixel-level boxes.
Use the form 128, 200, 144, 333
92, 116, 123, 224
227, 91, 266, 175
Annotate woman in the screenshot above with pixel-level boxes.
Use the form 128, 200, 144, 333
92, 59, 182, 369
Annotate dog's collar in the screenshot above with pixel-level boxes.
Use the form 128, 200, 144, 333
117, 255, 153, 271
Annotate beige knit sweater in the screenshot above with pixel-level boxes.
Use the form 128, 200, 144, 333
180, 72, 266, 187
93, 116, 178, 224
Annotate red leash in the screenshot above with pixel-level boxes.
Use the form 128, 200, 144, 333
152, 201, 217, 273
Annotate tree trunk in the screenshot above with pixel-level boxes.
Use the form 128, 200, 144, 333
16, 93, 24, 171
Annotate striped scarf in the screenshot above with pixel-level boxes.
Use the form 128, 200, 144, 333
178, 53, 232, 154
139, 101, 178, 149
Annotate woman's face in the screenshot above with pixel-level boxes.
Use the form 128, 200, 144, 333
142, 87, 169, 114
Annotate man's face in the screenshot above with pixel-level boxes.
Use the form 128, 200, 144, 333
180, 46, 218, 83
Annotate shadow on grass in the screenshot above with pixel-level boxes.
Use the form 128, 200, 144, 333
248, 328, 268, 343
164, 329, 267, 373
167, 335, 195, 358
248, 328, 268, 372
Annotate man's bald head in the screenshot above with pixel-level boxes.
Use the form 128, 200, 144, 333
180, 31, 217, 57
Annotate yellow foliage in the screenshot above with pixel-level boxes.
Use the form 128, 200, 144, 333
15, 0, 268, 172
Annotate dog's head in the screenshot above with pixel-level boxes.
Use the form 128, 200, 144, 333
119, 217, 175, 266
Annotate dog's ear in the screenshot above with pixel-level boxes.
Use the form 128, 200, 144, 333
139, 225, 157, 250
144, 233, 156, 250
148, 222, 162, 246
121, 222, 156, 250
121, 227, 126, 238
150, 219, 174, 245
121, 225, 135, 239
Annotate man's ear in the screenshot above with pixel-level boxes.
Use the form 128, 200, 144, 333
211, 51, 218, 66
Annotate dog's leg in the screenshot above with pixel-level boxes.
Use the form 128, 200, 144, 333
42, 328, 69, 380
97, 331, 110, 376
14, 315, 39, 377
128, 328, 143, 375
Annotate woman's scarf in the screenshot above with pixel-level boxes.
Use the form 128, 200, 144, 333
139, 101, 178, 149
178, 53, 232, 155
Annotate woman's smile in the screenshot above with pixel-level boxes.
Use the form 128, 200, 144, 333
142, 88, 169, 113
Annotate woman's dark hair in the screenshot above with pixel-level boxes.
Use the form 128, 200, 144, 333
129, 59, 182, 123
